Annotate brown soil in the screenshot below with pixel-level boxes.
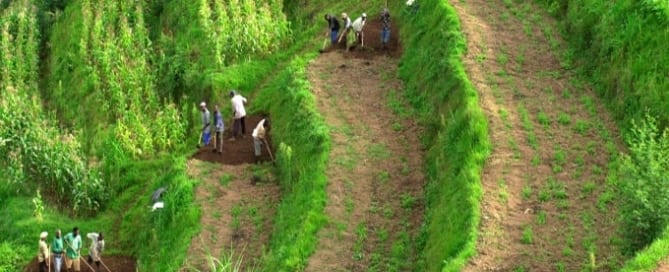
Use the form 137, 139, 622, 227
192, 115, 275, 165
24, 256, 136, 272
304, 41, 425, 270
451, 0, 623, 271
320, 18, 402, 59
181, 114, 280, 271
657, 262, 669, 272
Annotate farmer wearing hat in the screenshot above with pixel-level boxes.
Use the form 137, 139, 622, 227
64, 227, 82, 272
351, 13, 368, 48
337, 12, 352, 44
51, 229, 64, 272
199, 102, 212, 147
38, 231, 49, 272
229, 90, 247, 141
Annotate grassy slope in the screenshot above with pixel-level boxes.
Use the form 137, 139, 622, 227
534, 0, 669, 270
398, 1, 490, 271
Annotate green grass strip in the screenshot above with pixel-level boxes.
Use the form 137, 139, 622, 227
398, 0, 491, 271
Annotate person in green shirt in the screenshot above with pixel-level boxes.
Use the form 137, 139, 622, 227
51, 229, 64, 272
64, 227, 82, 272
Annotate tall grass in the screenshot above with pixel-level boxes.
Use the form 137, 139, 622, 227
0, 0, 103, 214
398, 0, 490, 271
254, 55, 330, 271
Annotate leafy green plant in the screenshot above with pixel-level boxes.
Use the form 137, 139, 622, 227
617, 115, 669, 252
521, 225, 533, 244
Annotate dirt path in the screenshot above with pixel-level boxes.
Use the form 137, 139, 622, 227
303, 51, 425, 271
181, 132, 280, 271
451, 0, 623, 271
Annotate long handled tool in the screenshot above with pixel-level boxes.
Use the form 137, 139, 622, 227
48, 246, 51, 272
80, 255, 96, 272
263, 138, 275, 164
96, 257, 112, 272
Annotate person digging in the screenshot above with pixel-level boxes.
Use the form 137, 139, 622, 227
322, 14, 340, 52
38, 231, 50, 272
252, 117, 271, 164
199, 102, 211, 148
213, 105, 225, 154
51, 229, 64, 272
64, 227, 82, 272
86, 232, 105, 272
351, 13, 367, 50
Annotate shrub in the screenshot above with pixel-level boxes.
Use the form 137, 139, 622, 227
618, 114, 669, 253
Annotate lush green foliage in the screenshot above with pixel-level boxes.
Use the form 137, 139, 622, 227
0, 0, 103, 214
537, 0, 669, 129
46, 0, 185, 158
254, 56, 330, 271
536, 0, 669, 266
118, 156, 200, 271
617, 115, 669, 252
398, 0, 490, 271
152, 0, 290, 105
619, 228, 669, 271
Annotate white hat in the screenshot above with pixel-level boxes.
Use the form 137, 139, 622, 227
200, 102, 206, 107
362, 13, 367, 17
40, 232, 48, 239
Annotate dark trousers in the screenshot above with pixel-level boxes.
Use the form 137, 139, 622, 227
39, 261, 47, 272
233, 117, 246, 137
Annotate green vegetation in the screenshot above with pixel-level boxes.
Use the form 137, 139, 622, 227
254, 56, 330, 271
537, 0, 669, 267
398, 0, 490, 270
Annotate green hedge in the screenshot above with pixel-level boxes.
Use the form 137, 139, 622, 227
398, 1, 490, 271
254, 55, 330, 271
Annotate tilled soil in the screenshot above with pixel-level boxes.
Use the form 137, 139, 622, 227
304, 36, 425, 271
451, 0, 623, 271
192, 115, 274, 165
182, 114, 280, 271
24, 256, 136, 272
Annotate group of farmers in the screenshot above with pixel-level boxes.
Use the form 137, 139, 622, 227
199, 90, 270, 164
37, 227, 105, 272
324, 7, 391, 50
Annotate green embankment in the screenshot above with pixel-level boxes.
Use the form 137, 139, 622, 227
254, 55, 330, 271
398, 1, 490, 271
536, 0, 669, 269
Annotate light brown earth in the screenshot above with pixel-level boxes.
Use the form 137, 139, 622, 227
181, 151, 280, 271
303, 51, 425, 271
452, 0, 623, 271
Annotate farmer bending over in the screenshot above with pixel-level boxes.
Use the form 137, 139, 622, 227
351, 13, 367, 48
337, 12, 352, 44
252, 117, 270, 164
87, 232, 105, 271
229, 90, 247, 141
325, 14, 340, 44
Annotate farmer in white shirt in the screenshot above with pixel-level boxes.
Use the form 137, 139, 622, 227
252, 117, 269, 164
351, 13, 367, 48
86, 232, 105, 271
229, 90, 247, 141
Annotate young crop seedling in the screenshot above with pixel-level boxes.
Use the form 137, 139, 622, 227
536, 111, 551, 129
521, 225, 534, 244
522, 185, 532, 200
400, 193, 416, 209
574, 120, 591, 135
498, 179, 509, 204
557, 112, 571, 125
536, 210, 547, 225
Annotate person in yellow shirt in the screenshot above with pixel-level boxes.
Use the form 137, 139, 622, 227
38, 231, 50, 272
